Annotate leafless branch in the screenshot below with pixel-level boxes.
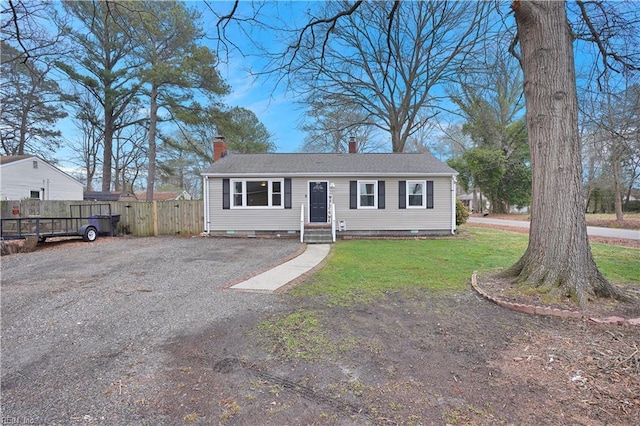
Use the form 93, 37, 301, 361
575, 0, 640, 87
288, 1, 363, 65
6, 0, 31, 63
508, 34, 522, 68
215, 0, 239, 30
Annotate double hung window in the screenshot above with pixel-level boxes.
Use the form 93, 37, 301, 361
399, 180, 434, 209
358, 180, 377, 208
231, 179, 283, 208
407, 180, 426, 208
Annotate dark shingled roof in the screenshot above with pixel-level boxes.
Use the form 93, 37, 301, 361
202, 153, 457, 176
83, 191, 124, 201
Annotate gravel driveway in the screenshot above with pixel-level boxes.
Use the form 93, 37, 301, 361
1, 236, 301, 425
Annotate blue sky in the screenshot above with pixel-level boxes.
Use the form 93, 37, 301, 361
198, 1, 311, 152
199, 0, 633, 155
50, 1, 633, 169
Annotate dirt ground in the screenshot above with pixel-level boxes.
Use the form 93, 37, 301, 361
149, 293, 640, 425
2, 232, 639, 425
150, 224, 639, 425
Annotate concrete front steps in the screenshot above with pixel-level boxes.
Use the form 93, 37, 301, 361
303, 224, 333, 244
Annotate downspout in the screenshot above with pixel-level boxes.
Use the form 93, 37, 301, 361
203, 176, 210, 233
451, 175, 457, 235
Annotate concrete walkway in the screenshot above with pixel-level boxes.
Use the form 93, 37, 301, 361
468, 217, 640, 240
230, 244, 331, 293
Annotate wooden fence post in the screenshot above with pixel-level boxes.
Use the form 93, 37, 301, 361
153, 201, 158, 237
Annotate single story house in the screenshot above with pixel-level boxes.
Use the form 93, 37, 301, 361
0, 155, 84, 201
201, 139, 458, 242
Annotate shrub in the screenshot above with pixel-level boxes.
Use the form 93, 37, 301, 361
456, 198, 469, 225
623, 200, 640, 212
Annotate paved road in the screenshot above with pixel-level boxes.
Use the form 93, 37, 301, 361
468, 217, 640, 240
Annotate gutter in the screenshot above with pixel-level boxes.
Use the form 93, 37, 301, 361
200, 172, 458, 178
451, 175, 457, 235
203, 176, 210, 233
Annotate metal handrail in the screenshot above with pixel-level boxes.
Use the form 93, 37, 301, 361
331, 203, 336, 242
299, 204, 304, 243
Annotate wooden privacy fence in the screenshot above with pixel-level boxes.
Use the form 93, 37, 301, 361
0, 199, 204, 237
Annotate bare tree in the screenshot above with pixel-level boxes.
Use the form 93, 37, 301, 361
1, 0, 68, 64
1, 1, 68, 158
68, 90, 104, 192
300, 94, 384, 153
112, 118, 147, 193
580, 75, 640, 220
287, 1, 491, 152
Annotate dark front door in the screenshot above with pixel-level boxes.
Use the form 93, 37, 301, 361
309, 181, 328, 223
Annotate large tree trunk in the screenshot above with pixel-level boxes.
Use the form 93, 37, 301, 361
102, 109, 114, 192
146, 84, 158, 202
507, 0, 623, 307
390, 122, 403, 153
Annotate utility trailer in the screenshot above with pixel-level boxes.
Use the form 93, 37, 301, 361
0, 204, 120, 243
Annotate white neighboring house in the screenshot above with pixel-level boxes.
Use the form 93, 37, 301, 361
0, 155, 84, 201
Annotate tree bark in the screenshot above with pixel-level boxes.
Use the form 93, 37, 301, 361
146, 83, 158, 202
507, 0, 624, 307
102, 108, 114, 192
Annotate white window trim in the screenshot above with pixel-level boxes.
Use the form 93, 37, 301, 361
230, 178, 285, 209
232, 180, 243, 208
358, 180, 378, 209
406, 180, 426, 208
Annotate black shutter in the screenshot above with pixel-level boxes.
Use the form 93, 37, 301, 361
350, 181, 357, 209
377, 180, 385, 209
426, 180, 434, 209
284, 178, 292, 209
222, 179, 230, 209
398, 180, 406, 209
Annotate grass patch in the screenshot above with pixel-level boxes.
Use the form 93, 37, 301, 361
592, 243, 640, 285
291, 228, 639, 305
254, 310, 357, 361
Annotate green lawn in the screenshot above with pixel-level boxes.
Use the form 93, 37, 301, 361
292, 227, 639, 305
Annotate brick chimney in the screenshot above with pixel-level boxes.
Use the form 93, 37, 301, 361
348, 136, 356, 153
213, 135, 228, 162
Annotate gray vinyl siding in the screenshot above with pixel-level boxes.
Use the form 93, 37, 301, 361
207, 178, 301, 231
207, 175, 453, 232
331, 176, 452, 231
